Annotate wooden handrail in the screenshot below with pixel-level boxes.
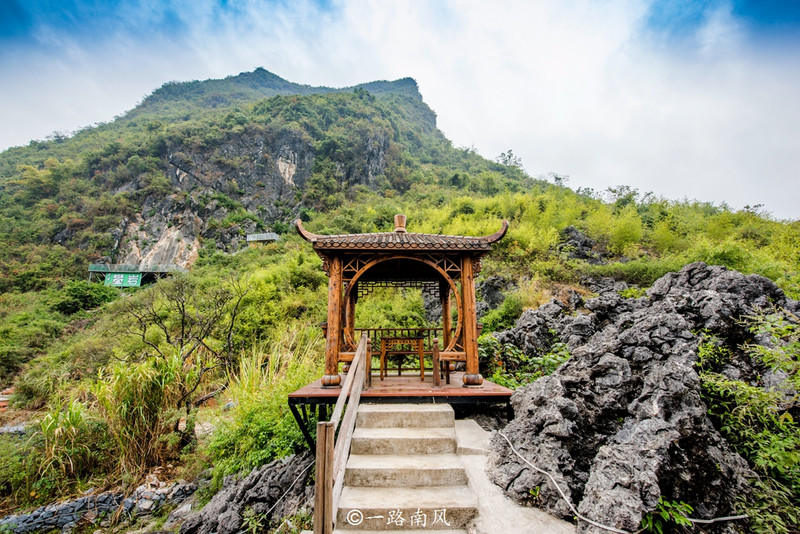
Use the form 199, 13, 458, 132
314, 334, 370, 534
355, 327, 443, 351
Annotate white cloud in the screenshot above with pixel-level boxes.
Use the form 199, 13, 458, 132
0, 0, 798, 219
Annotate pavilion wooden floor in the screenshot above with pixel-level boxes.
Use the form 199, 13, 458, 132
289, 371, 513, 405
288, 371, 512, 448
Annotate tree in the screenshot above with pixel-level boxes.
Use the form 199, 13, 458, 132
606, 185, 639, 213
496, 149, 523, 169
121, 274, 249, 419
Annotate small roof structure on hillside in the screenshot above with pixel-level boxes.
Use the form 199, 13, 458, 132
87, 263, 186, 287
246, 232, 280, 243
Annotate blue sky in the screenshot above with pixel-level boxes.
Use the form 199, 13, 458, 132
1, 0, 799, 219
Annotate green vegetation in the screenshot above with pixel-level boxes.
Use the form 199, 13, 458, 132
698, 315, 800, 533
477, 334, 570, 389
481, 294, 523, 333
0, 243, 329, 511
207, 325, 322, 489
354, 287, 427, 329
618, 286, 647, 299
640, 497, 694, 534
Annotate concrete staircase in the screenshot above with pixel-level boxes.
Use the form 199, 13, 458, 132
334, 403, 477, 533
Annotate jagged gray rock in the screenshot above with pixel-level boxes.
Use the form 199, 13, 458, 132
0, 478, 196, 533
475, 275, 515, 320
647, 262, 786, 335
489, 262, 796, 534
581, 276, 632, 295
496, 299, 571, 355
179, 451, 314, 534
96, 112, 396, 268
557, 226, 607, 264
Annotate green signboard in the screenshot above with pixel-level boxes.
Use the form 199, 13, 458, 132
104, 272, 142, 287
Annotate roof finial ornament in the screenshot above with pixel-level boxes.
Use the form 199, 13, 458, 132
394, 214, 407, 233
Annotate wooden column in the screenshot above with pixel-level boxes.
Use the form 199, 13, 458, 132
440, 280, 452, 349
344, 282, 357, 351
461, 255, 483, 386
323, 256, 343, 387
432, 338, 441, 387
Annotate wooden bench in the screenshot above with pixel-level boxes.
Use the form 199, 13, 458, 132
437, 350, 466, 385
380, 337, 425, 381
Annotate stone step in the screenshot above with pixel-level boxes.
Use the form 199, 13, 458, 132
344, 454, 467, 487
307, 528, 470, 533
350, 427, 457, 455
357, 403, 455, 429
336, 485, 478, 530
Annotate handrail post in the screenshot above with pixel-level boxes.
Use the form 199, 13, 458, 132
365, 338, 372, 389
432, 338, 441, 388
313, 421, 334, 533
324, 422, 335, 532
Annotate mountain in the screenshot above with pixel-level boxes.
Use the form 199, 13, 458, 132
0, 68, 515, 292
131, 68, 425, 120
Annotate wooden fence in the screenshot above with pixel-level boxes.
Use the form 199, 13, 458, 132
313, 333, 370, 534
354, 327, 442, 352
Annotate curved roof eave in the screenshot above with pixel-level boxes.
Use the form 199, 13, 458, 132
294, 219, 508, 253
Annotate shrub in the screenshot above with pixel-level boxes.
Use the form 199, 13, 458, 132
697, 315, 800, 532
0, 403, 114, 509
49, 280, 118, 315
478, 334, 569, 389
481, 294, 523, 333
640, 497, 693, 533
0, 433, 41, 507
609, 205, 643, 255
618, 286, 647, 299
288, 256, 326, 290
39, 400, 113, 480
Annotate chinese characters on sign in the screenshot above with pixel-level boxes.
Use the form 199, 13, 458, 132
345, 508, 450, 528
387, 509, 404, 526
433, 508, 451, 526
104, 272, 142, 287
410, 508, 427, 527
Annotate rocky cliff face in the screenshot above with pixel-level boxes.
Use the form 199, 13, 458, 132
489, 262, 799, 533
74, 73, 431, 270
105, 128, 313, 267
104, 120, 392, 268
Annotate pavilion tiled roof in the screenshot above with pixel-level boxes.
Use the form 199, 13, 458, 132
295, 216, 508, 253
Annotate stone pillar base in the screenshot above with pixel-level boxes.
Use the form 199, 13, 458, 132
321, 374, 341, 387
462, 373, 484, 386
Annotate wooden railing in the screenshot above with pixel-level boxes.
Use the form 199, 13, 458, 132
314, 334, 370, 534
355, 327, 443, 352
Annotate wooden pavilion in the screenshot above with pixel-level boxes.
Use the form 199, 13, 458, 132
295, 214, 508, 388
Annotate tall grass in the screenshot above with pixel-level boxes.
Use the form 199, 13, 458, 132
92, 353, 185, 478
207, 323, 323, 487
40, 400, 96, 477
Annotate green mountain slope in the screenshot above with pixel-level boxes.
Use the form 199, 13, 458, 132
0, 69, 478, 292
0, 69, 423, 176
131, 68, 424, 121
